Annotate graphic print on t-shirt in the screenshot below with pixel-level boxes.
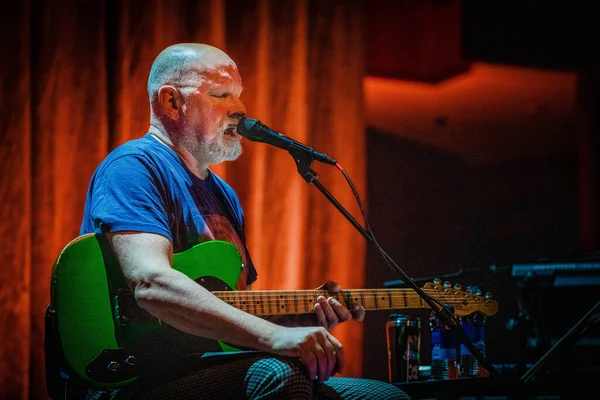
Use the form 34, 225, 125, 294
189, 175, 249, 290
200, 214, 249, 290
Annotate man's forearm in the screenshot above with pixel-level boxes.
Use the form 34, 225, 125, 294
133, 267, 282, 351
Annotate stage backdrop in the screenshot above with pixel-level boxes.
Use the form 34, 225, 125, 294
0, 0, 366, 398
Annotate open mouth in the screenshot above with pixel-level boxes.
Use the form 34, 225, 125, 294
223, 126, 237, 136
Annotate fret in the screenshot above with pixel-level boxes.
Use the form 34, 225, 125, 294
402, 289, 408, 309
342, 289, 352, 309
350, 290, 361, 309
281, 290, 289, 314
267, 291, 274, 315
248, 291, 257, 315
298, 290, 310, 313
281, 290, 288, 314
376, 289, 388, 310
360, 289, 366, 309
250, 291, 257, 314
245, 291, 250, 312
239, 291, 248, 313
229, 292, 235, 308
388, 289, 404, 310
256, 290, 265, 315
276, 290, 281, 314
373, 289, 379, 309
254, 291, 261, 315
308, 291, 316, 313
292, 291, 299, 314
304, 291, 313, 314
335, 290, 347, 309
387, 288, 393, 309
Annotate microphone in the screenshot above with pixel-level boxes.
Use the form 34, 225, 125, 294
237, 117, 337, 165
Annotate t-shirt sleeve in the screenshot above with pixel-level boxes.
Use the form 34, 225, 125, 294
88, 154, 172, 240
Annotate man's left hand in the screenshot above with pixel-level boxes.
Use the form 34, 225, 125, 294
314, 280, 365, 330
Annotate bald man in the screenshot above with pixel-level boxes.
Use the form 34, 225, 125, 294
61, 43, 411, 399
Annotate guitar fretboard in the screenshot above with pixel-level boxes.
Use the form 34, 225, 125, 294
212, 288, 473, 316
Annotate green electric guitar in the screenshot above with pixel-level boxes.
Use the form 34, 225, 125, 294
49, 233, 498, 389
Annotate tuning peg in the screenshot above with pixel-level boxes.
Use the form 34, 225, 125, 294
433, 278, 442, 285
443, 281, 452, 287
453, 283, 462, 290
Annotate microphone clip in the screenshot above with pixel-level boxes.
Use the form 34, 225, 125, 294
289, 144, 320, 184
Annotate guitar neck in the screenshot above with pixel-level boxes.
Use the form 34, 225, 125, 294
212, 288, 429, 316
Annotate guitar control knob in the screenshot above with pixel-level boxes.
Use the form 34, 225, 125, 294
433, 278, 442, 285
453, 283, 462, 290
125, 356, 137, 366
107, 361, 120, 372
443, 281, 452, 288
485, 292, 492, 299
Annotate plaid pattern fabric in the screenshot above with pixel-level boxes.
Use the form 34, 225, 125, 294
85, 388, 120, 400
76, 352, 410, 399
321, 377, 411, 400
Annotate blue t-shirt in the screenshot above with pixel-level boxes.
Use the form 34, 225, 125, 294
80, 133, 257, 288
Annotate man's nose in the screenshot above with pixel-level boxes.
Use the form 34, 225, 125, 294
228, 96, 247, 118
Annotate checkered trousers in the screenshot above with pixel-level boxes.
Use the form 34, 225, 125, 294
81, 352, 410, 400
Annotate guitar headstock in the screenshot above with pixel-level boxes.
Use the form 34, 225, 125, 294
422, 278, 499, 317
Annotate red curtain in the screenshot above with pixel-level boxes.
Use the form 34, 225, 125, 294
0, 0, 366, 398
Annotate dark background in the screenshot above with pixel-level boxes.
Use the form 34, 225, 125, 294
361, 0, 599, 382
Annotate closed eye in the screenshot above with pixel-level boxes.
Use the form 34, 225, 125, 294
212, 93, 229, 98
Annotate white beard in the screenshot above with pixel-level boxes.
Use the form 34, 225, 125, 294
197, 133, 242, 166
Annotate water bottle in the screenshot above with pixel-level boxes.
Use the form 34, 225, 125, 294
459, 286, 488, 378
429, 309, 459, 380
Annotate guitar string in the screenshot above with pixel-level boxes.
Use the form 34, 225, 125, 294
210, 292, 490, 300
212, 292, 492, 299
210, 292, 491, 299
209, 291, 494, 307
211, 294, 494, 306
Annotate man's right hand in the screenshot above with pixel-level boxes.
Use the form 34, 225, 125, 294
268, 326, 344, 383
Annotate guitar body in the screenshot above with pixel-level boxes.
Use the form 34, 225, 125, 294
50, 233, 245, 388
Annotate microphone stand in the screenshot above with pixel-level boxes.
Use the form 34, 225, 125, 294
289, 146, 502, 385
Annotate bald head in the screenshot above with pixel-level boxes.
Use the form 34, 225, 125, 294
147, 43, 237, 98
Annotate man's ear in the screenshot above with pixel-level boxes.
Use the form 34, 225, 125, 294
158, 86, 181, 120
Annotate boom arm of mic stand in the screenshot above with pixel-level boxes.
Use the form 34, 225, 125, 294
289, 146, 502, 383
